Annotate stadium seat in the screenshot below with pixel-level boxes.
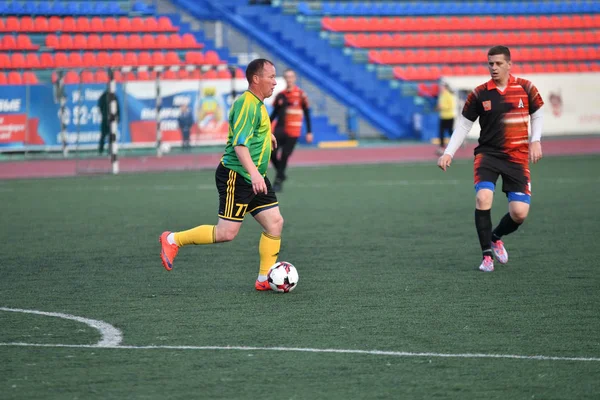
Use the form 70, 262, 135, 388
0, 53, 9, 69
63, 17, 76, 32
73, 34, 87, 49
128, 34, 142, 49
144, 17, 159, 32
158, 17, 175, 32
20, 17, 34, 32
131, 17, 145, 32
25, 53, 40, 69
104, 18, 118, 32
115, 34, 129, 49
1, 35, 16, 50
5, 17, 19, 32
48, 17, 62, 32
118, 17, 132, 32
40, 53, 54, 68
152, 52, 166, 65
68, 53, 84, 68
185, 51, 204, 64
155, 34, 169, 49
165, 51, 181, 65
204, 50, 221, 65
45, 35, 59, 49
124, 52, 139, 66
217, 68, 231, 79
87, 35, 102, 49
138, 52, 152, 66
33, 16, 48, 32
59, 34, 74, 50
203, 70, 217, 79
8, 71, 22, 85
90, 17, 103, 32
110, 53, 125, 67
97, 52, 111, 67
0, 72, 6, 85
102, 34, 116, 49
142, 34, 156, 49
10, 53, 26, 69
81, 70, 95, 83
162, 70, 177, 80
64, 71, 80, 84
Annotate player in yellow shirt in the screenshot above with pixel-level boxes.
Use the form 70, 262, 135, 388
436, 82, 457, 155
159, 59, 282, 291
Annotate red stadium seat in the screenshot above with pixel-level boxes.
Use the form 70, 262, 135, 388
217, 68, 231, 79
185, 51, 204, 64
63, 17, 76, 32
131, 17, 145, 32
158, 17, 175, 32
165, 51, 180, 65
142, 34, 156, 49
90, 17, 103, 32
10, 53, 26, 69
138, 52, 152, 66
120, 71, 136, 82
202, 70, 217, 79
8, 72, 22, 85
68, 53, 84, 68
115, 34, 128, 49
102, 34, 115, 49
82, 52, 96, 67
0, 72, 7, 85
0, 53, 9, 69
25, 53, 40, 68
40, 53, 54, 68
144, 17, 158, 32
117, 17, 131, 32
20, 17, 34, 32
235, 68, 245, 79
48, 17, 62, 32
76, 17, 90, 32
152, 52, 166, 65
127, 34, 142, 49
2, 35, 16, 50
181, 33, 199, 48
59, 34, 73, 50
34, 16, 48, 32
124, 52, 138, 66
155, 34, 169, 48
5, 17, 19, 32
81, 70, 95, 83
64, 71, 80, 84
204, 50, 221, 65
169, 33, 183, 48
73, 34, 87, 49
96, 52, 111, 67
45, 34, 59, 48
104, 18, 118, 32
162, 70, 177, 80
87, 34, 101, 49
110, 52, 124, 67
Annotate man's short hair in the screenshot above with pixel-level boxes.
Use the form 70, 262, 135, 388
245, 58, 274, 83
487, 45, 511, 61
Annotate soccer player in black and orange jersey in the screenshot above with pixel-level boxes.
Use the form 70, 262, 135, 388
269, 69, 313, 192
437, 45, 544, 272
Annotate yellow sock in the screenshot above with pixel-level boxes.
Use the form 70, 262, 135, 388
259, 232, 281, 277
174, 225, 216, 247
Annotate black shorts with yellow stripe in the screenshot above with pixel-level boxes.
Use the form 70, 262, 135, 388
216, 163, 279, 222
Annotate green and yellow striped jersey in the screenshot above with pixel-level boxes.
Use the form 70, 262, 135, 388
221, 91, 272, 182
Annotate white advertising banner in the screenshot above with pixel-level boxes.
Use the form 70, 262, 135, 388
444, 73, 600, 138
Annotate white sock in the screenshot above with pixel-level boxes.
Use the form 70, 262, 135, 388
167, 233, 176, 245
257, 275, 267, 282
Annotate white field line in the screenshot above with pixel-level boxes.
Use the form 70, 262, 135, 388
1, 308, 599, 362
0, 342, 599, 362
0, 307, 122, 347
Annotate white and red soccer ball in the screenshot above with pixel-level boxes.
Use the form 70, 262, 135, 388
267, 261, 299, 293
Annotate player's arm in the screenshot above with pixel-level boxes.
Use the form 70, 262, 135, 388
529, 107, 544, 164
437, 115, 475, 171
235, 145, 266, 194
302, 93, 313, 143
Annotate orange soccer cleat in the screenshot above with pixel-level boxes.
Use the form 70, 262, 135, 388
255, 280, 271, 291
159, 231, 179, 271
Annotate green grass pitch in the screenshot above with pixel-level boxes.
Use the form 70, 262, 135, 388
1, 155, 599, 399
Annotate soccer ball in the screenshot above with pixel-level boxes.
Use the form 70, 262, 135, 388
267, 261, 299, 293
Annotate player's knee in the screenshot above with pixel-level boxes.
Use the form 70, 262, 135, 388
217, 227, 239, 242
510, 208, 528, 224
475, 192, 493, 209
267, 214, 284, 236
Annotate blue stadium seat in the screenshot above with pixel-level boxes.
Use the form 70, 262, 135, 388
37, 2, 52, 14
8, 2, 25, 14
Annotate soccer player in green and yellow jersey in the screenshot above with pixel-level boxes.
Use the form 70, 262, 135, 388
159, 59, 283, 291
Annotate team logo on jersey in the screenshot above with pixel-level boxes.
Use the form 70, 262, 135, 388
482, 100, 492, 111
518, 98, 524, 108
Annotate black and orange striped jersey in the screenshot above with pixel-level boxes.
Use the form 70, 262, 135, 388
462, 75, 544, 163
270, 86, 311, 138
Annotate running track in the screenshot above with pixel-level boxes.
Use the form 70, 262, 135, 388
1, 137, 599, 180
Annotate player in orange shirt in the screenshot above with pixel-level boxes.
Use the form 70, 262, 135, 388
437, 46, 544, 272
270, 69, 313, 192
